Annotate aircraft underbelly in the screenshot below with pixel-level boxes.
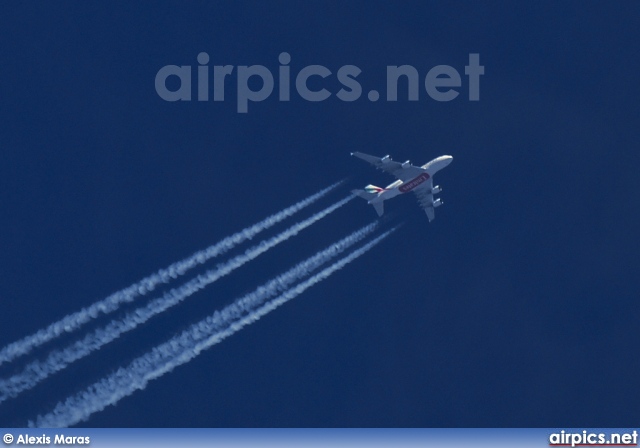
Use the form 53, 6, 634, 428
380, 189, 401, 200
398, 173, 431, 193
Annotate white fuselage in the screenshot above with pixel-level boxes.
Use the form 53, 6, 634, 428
372, 155, 453, 203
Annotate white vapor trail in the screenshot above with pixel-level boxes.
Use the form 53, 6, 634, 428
0, 182, 340, 366
0, 195, 355, 404
31, 225, 397, 428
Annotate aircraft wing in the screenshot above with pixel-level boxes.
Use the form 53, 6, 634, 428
412, 178, 436, 222
351, 151, 426, 182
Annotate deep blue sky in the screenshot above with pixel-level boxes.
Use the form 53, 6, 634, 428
1, 2, 639, 427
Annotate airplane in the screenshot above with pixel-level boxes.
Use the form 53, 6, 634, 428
351, 152, 453, 222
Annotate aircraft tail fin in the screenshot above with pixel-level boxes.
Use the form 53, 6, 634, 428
351, 187, 377, 202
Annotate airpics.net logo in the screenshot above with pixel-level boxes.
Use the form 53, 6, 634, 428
549, 430, 638, 447
154, 52, 484, 113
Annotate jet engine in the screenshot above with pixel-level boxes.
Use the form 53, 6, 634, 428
381, 155, 391, 163
433, 198, 444, 208
432, 185, 442, 194
402, 160, 411, 168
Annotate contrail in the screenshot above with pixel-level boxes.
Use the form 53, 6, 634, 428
31, 226, 396, 428
0, 182, 341, 366
0, 195, 355, 404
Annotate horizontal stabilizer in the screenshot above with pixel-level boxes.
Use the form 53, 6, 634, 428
351, 189, 377, 201
351, 189, 385, 217
372, 201, 384, 217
